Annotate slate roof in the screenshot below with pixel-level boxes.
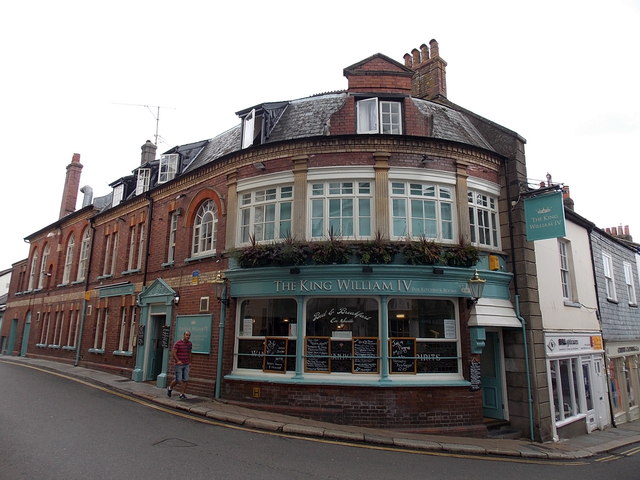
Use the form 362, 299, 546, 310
181, 92, 495, 175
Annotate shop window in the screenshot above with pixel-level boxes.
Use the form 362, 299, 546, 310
388, 298, 459, 374
305, 297, 379, 374
236, 298, 298, 372
391, 182, 455, 242
550, 357, 591, 422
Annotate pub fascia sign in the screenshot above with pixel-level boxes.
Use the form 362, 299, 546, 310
523, 191, 566, 242
273, 278, 461, 296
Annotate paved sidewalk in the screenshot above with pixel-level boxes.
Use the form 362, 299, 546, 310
4, 355, 640, 460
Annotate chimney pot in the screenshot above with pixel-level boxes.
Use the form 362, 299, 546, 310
420, 44, 430, 64
403, 53, 412, 68
412, 48, 420, 67
429, 39, 440, 58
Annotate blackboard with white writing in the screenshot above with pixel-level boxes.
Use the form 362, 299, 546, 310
264, 337, 288, 373
236, 339, 265, 370
330, 340, 352, 372
353, 337, 379, 373
390, 338, 416, 373
305, 337, 330, 372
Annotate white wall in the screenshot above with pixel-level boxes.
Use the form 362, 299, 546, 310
534, 219, 599, 332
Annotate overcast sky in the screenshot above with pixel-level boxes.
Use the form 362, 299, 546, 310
1, 0, 638, 270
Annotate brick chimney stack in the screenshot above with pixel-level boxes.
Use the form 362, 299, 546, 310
404, 39, 447, 100
562, 185, 574, 211
606, 225, 633, 242
140, 139, 157, 165
59, 153, 83, 219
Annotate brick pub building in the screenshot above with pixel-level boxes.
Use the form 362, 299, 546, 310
3, 40, 545, 438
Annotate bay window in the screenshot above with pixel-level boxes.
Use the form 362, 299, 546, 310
239, 186, 292, 243
391, 182, 454, 241
310, 181, 372, 239
468, 191, 500, 248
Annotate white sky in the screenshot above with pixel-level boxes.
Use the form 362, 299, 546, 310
1, 0, 638, 269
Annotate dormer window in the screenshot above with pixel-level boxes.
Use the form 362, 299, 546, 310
136, 168, 150, 195
112, 184, 124, 207
357, 98, 402, 134
242, 109, 258, 148
239, 102, 288, 149
159, 154, 179, 184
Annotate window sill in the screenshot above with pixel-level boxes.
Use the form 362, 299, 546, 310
88, 348, 105, 354
48, 345, 61, 350
57, 283, 69, 288
607, 297, 619, 304
36, 343, 46, 348
161, 261, 175, 268
121, 269, 141, 276
113, 350, 133, 357
185, 252, 218, 263
97, 274, 113, 281
62, 346, 76, 351
563, 300, 582, 308
226, 372, 467, 387
71, 280, 85, 285
629, 303, 638, 308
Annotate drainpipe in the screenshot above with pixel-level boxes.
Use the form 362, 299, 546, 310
75, 218, 96, 367
214, 281, 228, 399
515, 295, 535, 441
142, 193, 154, 289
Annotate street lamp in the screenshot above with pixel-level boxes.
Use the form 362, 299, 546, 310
213, 272, 229, 306
467, 269, 486, 306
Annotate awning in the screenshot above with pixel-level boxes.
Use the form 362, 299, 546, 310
468, 298, 522, 328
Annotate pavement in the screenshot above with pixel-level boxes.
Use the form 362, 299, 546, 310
4, 355, 640, 460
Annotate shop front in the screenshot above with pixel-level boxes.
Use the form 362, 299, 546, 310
605, 341, 640, 425
222, 263, 515, 431
545, 332, 610, 440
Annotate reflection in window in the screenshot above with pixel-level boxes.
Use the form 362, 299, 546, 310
306, 297, 378, 338
236, 298, 297, 372
388, 298, 459, 374
391, 182, 454, 241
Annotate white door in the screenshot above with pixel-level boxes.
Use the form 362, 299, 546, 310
584, 358, 609, 432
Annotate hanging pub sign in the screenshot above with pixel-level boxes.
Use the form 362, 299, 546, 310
523, 191, 566, 241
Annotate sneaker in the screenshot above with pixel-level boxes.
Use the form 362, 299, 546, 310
179, 394, 187, 399
167, 388, 172, 397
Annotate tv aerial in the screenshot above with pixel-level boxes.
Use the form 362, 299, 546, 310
113, 102, 176, 146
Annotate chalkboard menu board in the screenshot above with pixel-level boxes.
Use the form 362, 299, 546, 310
161, 325, 171, 349
330, 340, 352, 373
236, 339, 265, 370
416, 342, 459, 374
390, 338, 417, 373
305, 337, 330, 373
264, 337, 288, 373
469, 359, 481, 391
353, 337, 379, 373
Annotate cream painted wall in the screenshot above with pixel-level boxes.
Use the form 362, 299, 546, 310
534, 219, 599, 332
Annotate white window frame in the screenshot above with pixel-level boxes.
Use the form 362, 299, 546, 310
28, 251, 38, 291
239, 186, 293, 244
37, 245, 50, 289
356, 98, 402, 134
167, 212, 178, 263
158, 154, 179, 184
135, 168, 151, 195
127, 226, 137, 271
242, 109, 256, 148
468, 191, 500, 249
76, 229, 91, 282
192, 199, 218, 257
309, 181, 373, 239
62, 235, 75, 285
136, 224, 145, 270
558, 239, 574, 301
112, 184, 124, 207
623, 262, 638, 305
391, 181, 455, 242
603, 252, 617, 301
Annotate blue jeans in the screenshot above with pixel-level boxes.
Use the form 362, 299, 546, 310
175, 364, 190, 383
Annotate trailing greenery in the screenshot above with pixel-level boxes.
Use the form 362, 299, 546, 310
402, 236, 442, 265
357, 232, 397, 265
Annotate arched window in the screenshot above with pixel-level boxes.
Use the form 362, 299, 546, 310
76, 228, 91, 282
28, 250, 38, 291
62, 235, 75, 284
192, 199, 218, 257
37, 245, 50, 289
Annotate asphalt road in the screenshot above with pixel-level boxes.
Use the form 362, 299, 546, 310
2, 360, 640, 480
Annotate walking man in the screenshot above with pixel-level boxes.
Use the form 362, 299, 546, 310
168, 330, 192, 399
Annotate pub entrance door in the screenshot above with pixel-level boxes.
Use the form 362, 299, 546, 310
481, 331, 505, 419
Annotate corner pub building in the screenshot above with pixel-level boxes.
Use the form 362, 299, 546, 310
4, 40, 545, 438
